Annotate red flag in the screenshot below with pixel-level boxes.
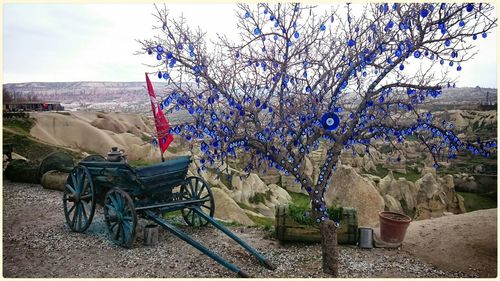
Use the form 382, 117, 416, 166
145, 73, 173, 154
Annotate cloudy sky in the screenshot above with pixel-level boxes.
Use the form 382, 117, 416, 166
3, 3, 498, 88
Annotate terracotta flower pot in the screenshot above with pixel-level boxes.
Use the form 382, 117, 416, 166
379, 211, 412, 244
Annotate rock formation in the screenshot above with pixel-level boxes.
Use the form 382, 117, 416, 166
325, 165, 385, 227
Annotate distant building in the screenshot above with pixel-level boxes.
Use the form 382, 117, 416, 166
3, 101, 64, 112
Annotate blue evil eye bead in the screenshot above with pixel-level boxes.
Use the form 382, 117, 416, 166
386, 20, 394, 29
440, 59, 444, 65
156, 45, 163, 53
457, 65, 462, 71
347, 39, 356, 47
157, 71, 162, 79
254, 28, 261, 35
321, 112, 340, 131
466, 3, 474, 12
432, 163, 439, 169
294, 31, 299, 39
156, 54, 162, 60
413, 50, 421, 58
163, 72, 169, 79
244, 11, 250, 18
263, 8, 268, 14
147, 48, 153, 55
320, 24, 326, 31
166, 52, 173, 59
420, 8, 429, 17
399, 64, 404, 71
459, 20, 465, 27
177, 43, 183, 50
473, 34, 477, 40
482, 32, 487, 38
189, 44, 194, 51
445, 39, 451, 47
270, 15, 275, 21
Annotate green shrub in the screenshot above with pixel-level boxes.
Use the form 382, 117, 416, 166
3, 117, 35, 134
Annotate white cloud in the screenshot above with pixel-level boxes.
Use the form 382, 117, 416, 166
2, 3, 497, 88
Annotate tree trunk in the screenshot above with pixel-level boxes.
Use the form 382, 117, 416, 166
319, 219, 339, 277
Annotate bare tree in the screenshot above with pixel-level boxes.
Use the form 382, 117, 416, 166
139, 3, 497, 276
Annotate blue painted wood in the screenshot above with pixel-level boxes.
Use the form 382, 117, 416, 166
144, 210, 249, 277
193, 207, 276, 270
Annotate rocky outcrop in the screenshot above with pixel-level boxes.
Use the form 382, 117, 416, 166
384, 194, 403, 213
229, 173, 292, 217
368, 170, 466, 220
325, 165, 385, 227
212, 188, 254, 226
280, 175, 305, 194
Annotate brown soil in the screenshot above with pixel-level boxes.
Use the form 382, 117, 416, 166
403, 209, 497, 278
3, 181, 495, 278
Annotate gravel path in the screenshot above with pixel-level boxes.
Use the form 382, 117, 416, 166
3, 181, 476, 278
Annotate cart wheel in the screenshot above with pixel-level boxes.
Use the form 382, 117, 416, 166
63, 165, 96, 232
180, 176, 215, 227
104, 188, 137, 248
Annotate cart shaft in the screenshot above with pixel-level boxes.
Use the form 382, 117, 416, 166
144, 210, 250, 278
192, 207, 276, 270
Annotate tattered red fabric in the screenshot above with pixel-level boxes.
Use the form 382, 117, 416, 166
145, 73, 173, 154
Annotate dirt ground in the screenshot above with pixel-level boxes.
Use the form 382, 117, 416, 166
404, 209, 497, 278
2, 181, 496, 278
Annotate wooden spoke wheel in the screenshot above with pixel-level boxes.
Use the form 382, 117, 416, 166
104, 188, 137, 248
180, 176, 215, 227
63, 165, 96, 232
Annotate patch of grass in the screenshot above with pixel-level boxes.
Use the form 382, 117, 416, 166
287, 202, 344, 226
163, 210, 182, 218
457, 191, 497, 212
372, 164, 422, 182
237, 202, 259, 213
247, 213, 274, 231
219, 174, 233, 189
372, 165, 390, 178
289, 191, 310, 209
3, 131, 81, 161
3, 117, 35, 135
249, 190, 273, 204
288, 204, 315, 225
393, 169, 422, 182
141, 133, 152, 142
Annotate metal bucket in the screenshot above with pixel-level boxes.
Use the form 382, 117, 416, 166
358, 227, 373, 249
143, 224, 159, 246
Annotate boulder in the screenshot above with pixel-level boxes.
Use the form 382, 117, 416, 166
260, 174, 281, 185
211, 188, 254, 226
325, 165, 385, 227
390, 178, 418, 211
41, 170, 68, 191
420, 166, 437, 177
229, 173, 293, 218
415, 193, 447, 220
415, 173, 441, 203
280, 175, 306, 194
384, 194, 403, 213
377, 172, 394, 195
362, 155, 376, 172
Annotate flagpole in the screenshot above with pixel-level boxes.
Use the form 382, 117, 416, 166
145, 72, 173, 163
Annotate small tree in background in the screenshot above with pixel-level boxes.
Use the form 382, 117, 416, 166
139, 3, 497, 276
